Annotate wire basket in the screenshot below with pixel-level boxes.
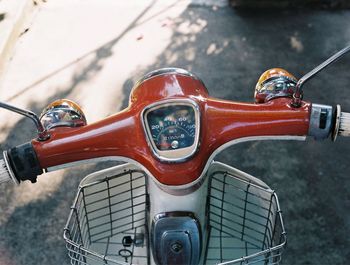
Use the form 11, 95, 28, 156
64, 166, 149, 265
205, 168, 286, 265
64, 163, 286, 265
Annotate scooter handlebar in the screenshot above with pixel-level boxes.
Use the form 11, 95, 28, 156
2, 99, 347, 186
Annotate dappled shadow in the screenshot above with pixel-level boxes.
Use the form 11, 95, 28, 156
122, 6, 350, 264
124, 7, 350, 103
1, 4, 350, 265
0, 13, 5, 23
121, 77, 134, 109
0, 172, 78, 265
0, 79, 77, 148
65, 0, 158, 95
0, 159, 122, 265
0, 93, 122, 264
0, 2, 182, 264
5, 0, 159, 102
0, 82, 81, 264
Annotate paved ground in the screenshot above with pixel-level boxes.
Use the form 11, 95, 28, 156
0, 1, 350, 264
0, 0, 34, 80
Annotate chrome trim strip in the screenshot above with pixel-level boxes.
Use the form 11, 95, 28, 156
308, 103, 333, 140
141, 98, 201, 163
172, 135, 306, 191
208, 161, 271, 190
260, 75, 297, 87
153, 211, 198, 222
46, 156, 135, 172
3, 151, 19, 185
47, 135, 305, 193
135, 68, 198, 87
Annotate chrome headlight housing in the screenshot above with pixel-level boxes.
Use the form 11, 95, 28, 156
255, 68, 297, 103
40, 99, 87, 130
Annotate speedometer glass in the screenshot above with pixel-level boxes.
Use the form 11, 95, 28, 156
143, 100, 200, 162
148, 105, 195, 150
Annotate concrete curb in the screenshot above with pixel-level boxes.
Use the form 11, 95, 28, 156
0, 0, 35, 81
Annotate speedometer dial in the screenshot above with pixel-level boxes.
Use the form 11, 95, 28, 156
143, 100, 200, 162
148, 105, 195, 151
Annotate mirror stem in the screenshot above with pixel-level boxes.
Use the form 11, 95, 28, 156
0, 102, 50, 141
292, 44, 350, 107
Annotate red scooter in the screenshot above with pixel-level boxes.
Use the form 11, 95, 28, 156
1, 45, 349, 265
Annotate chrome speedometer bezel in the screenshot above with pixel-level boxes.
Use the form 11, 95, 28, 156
142, 99, 200, 163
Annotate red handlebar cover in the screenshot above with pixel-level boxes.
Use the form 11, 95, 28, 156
32, 73, 310, 185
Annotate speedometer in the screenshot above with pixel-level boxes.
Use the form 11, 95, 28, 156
148, 105, 195, 150
143, 100, 200, 162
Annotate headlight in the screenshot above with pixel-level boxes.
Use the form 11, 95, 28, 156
40, 99, 87, 130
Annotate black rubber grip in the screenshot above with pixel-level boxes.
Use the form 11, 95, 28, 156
7, 142, 43, 183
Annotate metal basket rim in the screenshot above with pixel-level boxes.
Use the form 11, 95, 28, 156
207, 170, 287, 265
63, 164, 287, 265
63, 167, 147, 265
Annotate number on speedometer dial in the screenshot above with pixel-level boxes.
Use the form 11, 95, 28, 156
147, 105, 196, 151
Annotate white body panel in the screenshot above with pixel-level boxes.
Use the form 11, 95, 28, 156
64, 136, 296, 264
77, 160, 277, 265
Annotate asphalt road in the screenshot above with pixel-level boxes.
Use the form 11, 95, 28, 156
0, 2, 350, 265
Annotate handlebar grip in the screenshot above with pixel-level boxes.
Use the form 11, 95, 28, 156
338, 111, 350, 136
0, 152, 19, 185
0, 143, 43, 185
333, 105, 350, 140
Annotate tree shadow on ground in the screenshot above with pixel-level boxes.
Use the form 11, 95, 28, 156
0, 159, 122, 265
0, 13, 5, 23
0, 83, 82, 264
5, 0, 158, 103
0, 90, 122, 264
0, 2, 184, 264
1, 4, 350, 265
122, 6, 350, 264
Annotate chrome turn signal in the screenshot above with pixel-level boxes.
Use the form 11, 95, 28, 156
40, 99, 87, 130
255, 68, 297, 103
